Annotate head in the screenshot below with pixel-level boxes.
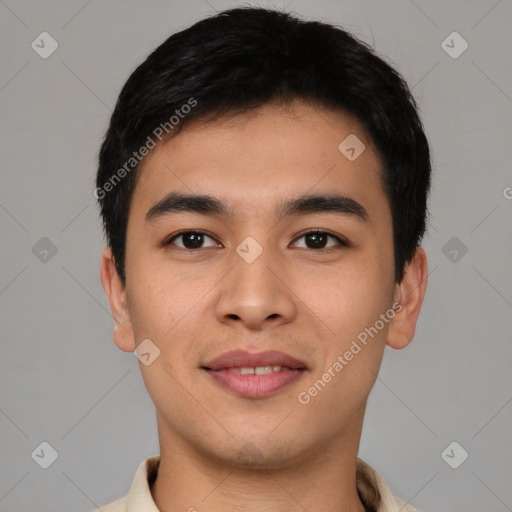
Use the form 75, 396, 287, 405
97, 7, 430, 467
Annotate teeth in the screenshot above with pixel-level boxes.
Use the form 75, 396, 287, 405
255, 365, 279, 375
228, 365, 283, 374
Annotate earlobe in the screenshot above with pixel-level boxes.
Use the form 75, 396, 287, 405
386, 246, 428, 350
100, 247, 136, 352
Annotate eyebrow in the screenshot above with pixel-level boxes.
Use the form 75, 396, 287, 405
145, 191, 369, 224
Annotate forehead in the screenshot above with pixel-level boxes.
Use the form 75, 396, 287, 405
130, 100, 389, 228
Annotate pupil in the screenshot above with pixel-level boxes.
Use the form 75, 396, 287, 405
185, 232, 202, 248
307, 233, 326, 248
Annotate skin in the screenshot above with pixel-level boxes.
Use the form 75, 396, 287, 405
100, 98, 428, 512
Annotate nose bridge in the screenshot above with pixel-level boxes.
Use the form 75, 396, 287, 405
215, 234, 296, 327
235, 237, 278, 292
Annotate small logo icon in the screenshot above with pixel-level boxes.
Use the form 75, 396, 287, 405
31, 441, 59, 469
441, 441, 468, 469
32, 237, 58, 262
31, 32, 59, 59
236, 442, 264, 464
441, 32, 468, 59
133, 338, 161, 366
442, 236, 468, 263
338, 134, 366, 161
236, 236, 263, 263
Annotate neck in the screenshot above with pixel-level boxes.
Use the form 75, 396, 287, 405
151, 414, 369, 512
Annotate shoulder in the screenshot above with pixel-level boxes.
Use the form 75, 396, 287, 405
356, 457, 421, 512
91, 454, 160, 512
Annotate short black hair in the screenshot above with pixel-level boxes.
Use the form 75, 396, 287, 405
95, 6, 432, 286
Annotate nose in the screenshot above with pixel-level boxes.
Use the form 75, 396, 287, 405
214, 245, 297, 330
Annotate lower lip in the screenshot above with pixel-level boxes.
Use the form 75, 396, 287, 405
203, 368, 306, 398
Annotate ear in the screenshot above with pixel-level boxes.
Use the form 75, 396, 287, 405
100, 247, 136, 352
386, 246, 428, 350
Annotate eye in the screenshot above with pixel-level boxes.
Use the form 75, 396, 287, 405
164, 229, 349, 251
291, 230, 348, 250
164, 230, 219, 250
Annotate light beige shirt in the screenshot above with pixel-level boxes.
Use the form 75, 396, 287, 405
94, 454, 419, 512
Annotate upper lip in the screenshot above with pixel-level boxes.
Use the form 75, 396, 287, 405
202, 350, 308, 371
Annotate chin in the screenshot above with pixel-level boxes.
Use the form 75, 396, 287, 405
206, 435, 307, 471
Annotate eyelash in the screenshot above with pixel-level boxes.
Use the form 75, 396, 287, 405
163, 229, 349, 252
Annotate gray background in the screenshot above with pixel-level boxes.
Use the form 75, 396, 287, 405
1, 0, 511, 511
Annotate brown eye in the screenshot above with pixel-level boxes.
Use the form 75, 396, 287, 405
292, 230, 348, 250
165, 231, 219, 250
164, 229, 348, 252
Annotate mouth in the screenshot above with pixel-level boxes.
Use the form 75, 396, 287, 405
201, 350, 308, 398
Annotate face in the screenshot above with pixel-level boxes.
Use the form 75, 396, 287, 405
101, 99, 427, 468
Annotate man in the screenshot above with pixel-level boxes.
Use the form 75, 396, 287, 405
94, 6, 430, 512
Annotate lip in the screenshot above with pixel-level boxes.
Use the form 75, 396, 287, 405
201, 350, 308, 399
202, 350, 308, 371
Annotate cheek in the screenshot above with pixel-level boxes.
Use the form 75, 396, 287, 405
127, 263, 215, 367
311, 258, 392, 337
300, 269, 392, 416
129, 253, 192, 317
